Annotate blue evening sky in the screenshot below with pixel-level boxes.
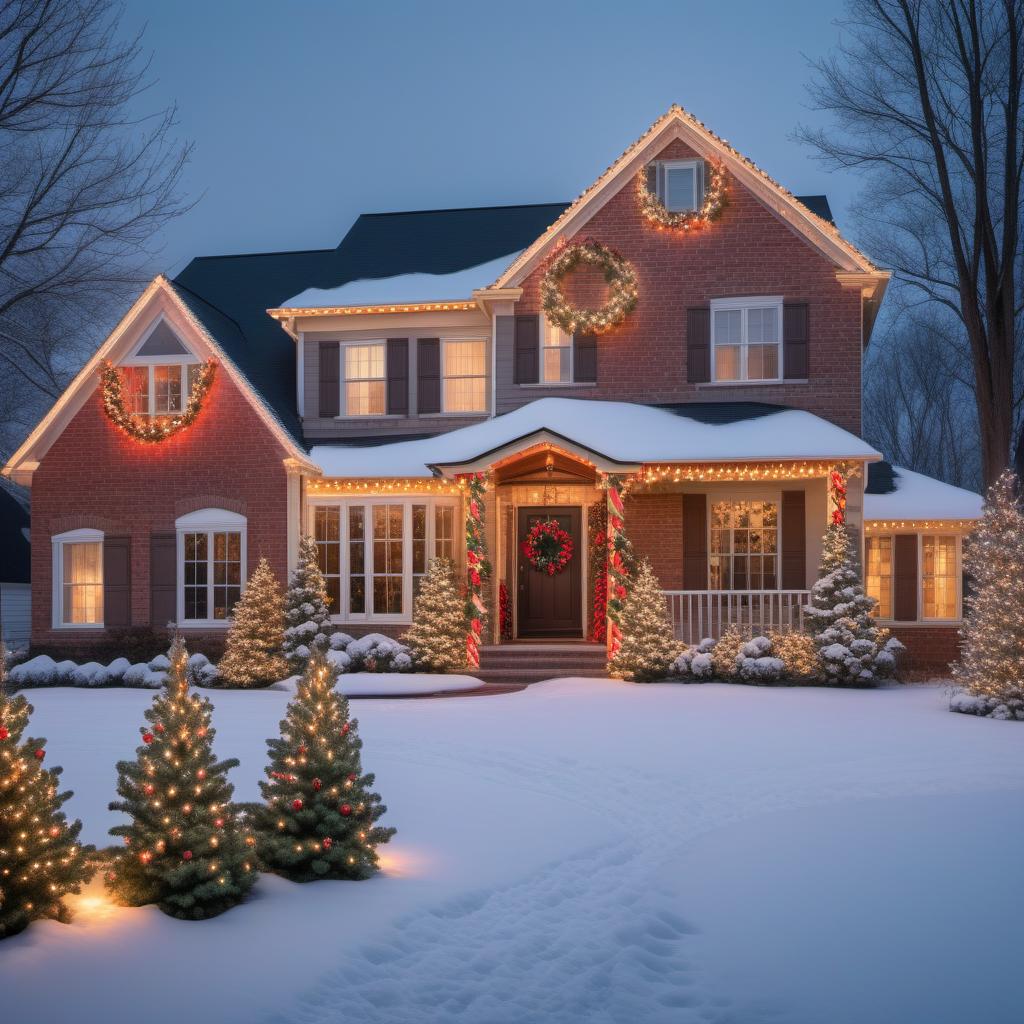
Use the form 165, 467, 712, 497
122, 0, 857, 277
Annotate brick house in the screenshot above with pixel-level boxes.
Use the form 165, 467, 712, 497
3, 106, 982, 673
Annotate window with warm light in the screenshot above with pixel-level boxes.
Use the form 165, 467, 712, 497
710, 297, 783, 382
709, 501, 779, 590
865, 535, 893, 619
442, 340, 487, 412
52, 530, 104, 626
175, 509, 246, 625
922, 534, 958, 619
312, 498, 459, 620
344, 343, 386, 416
541, 320, 573, 384
117, 362, 198, 415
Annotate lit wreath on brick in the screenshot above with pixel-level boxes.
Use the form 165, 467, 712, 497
521, 519, 575, 576
540, 239, 638, 334
635, 160, 728, 231
99, 359, 216, 442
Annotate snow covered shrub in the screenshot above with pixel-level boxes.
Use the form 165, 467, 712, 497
768, 630, 818, 683
329, 632, 354, 651
186, 652, 220, 687
735, 636, 786, 683
7, 655, 166, 689
951, 470, 1024, 720
710, 625, 747, 681
608, 560, 682, 682
283, 535, 333, 672
805, 524, 903, 686
344, 633, 413, 673
671, 638, 716, 681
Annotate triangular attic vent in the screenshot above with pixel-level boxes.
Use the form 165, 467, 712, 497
136, 319, 190, 357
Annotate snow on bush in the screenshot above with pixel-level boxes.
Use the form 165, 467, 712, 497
671, 629, 830, 685
8, 651, 222, 690
670, 638, 716, 681
736, 636, 786, 683
711, 625, 747, 681
322, 633, 413, 674
329, 631, 354, 651
950, 691, 1024, 721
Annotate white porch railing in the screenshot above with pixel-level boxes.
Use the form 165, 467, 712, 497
662, 590, 811, 644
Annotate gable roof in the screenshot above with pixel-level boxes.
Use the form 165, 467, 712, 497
173, 204, 569, 444
0, 487, 30, 583
864, 461, 983, 521
493, 105, 884, 292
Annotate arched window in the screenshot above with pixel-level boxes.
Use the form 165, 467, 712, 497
175, 509, 247, 625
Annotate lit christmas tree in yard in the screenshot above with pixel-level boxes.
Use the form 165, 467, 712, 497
218, 556, 289, 687
608, 560, 681, 682
403, 558, 468, 672
106, 636, 256, 919
250, 649, 395, 881
0, 645, 94, 939
283, 535, 333, 673
952, 470, 1024, 720
805, 524, 902, 686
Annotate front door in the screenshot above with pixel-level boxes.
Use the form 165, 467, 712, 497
517, 506, 583, 638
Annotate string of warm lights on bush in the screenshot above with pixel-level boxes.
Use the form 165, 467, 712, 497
540, 239, 638, 334
100, 359, 216, 443
636, 160, 728, 231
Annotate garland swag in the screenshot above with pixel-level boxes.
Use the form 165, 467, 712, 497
101, 360, 216, 443
635, 160, 728, 232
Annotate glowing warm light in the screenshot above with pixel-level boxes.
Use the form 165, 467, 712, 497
306, 478, 464, 496
99, 360, 215, 443
540, 239, 638, 335
865, 519, 978, 533
269, 300, 478, 318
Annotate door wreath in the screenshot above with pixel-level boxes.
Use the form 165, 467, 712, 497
521, 519, 574, 576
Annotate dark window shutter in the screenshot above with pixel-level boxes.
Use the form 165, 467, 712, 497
646, 163, 658, 196
893, 534, 919, 621
150, 533, 177, 628
686, 307, 711, 383
514, 315, 540, 384
318, 342, 340, 418
573, 334, 597, 383
682, 494, 708, 589
783, 303, 809, 380
780, 491, 806, 589
417, 338, 440, 415
386, 338, 409, 416
103, 536, 131, 628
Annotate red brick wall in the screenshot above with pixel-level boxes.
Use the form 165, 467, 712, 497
31, 370, 290, 654
506, 138, 864, 434
888, 625, 961, 676
626, 493, 684, 588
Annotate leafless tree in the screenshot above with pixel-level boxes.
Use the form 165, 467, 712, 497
800, 0, 1024, 488
0, 0, 191, 459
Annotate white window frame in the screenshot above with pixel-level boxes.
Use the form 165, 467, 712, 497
707, 492, 782, 592
339, 339, 387, 418
52, 528, 105, 629
174, 508, 248, 628
709, 296, 784, 384
538, 317, 575, 386
656, 159, 704, 213
439, 338, 488, 415
120, 316, 201, 416
864, 534, 895, 621
864, 532, 963, 624
308, 497, 460, 623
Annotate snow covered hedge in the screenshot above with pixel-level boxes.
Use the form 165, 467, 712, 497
671, 629, 819, 685
7, 652, 220, 690
326, 632, 413, 674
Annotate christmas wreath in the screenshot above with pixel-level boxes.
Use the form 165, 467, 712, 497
635, 160, 727, 231
540, 239, 638, 334
100, 360, 216, 443
521, 519, 574, 576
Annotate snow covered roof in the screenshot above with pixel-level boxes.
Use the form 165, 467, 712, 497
310, 398, 880, 478
863, 463, 983, 521
279, 252, 520, 310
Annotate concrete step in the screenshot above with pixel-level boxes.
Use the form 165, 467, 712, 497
475, 667, 611, 684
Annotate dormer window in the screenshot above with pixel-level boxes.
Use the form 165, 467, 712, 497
118, 317, 200, 416
654, 159, 704, 213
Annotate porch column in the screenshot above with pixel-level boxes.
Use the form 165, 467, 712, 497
461, 472, 489, 669
604, 474, 629, 659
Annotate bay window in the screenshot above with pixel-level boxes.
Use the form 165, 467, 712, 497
709, 500, 779, 590
312, 498, 459, 620
442, 340, 487, 412
52, 529, 104, 627
175, 509, 247, 625
710, 297, 783, 382
344, 343, 386, 416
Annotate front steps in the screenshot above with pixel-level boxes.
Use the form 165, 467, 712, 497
477, 642, 610, 686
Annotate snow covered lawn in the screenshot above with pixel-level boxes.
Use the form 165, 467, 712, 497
2, 681, 1022, 1024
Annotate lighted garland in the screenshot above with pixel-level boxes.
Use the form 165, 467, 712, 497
540, 239, 638, 334
830, 467, 848, 526
461, 473, 490, 668
588, 501, 608, 644
521, 519, 574, 576
603, 475, 633, 658
635, 160, 728, 231
100, 360, 216, 443
498, 581, 513, 641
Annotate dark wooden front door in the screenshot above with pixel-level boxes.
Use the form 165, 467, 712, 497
517, 506, 583, 638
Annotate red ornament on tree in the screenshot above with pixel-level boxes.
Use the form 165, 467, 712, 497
182, 850, 193, 861
312, 777, 322, 791
341, 723, 350, 735
144, 783, 155, 795
34, 748, 45, 760
155, 723, 165, 733
292, 798, 303, 811
298, 744, 307, 755
197, 769, 206, 779
214, 818, 224, 828
347, 773, 357, 782
339, 803, 352, 816
142, 732, 154, 744
0, 726, 8, 740
322, 837, 332, 850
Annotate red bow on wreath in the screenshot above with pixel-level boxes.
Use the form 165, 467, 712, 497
521, 519, 574, 576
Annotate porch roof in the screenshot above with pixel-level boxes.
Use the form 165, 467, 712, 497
310, 398, 880, 479
863, 462, 983, 522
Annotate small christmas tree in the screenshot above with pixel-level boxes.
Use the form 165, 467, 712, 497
952, 470, 1024, 719
251, 649, 395, 881
805, 523, 902, 686
0, 645, 94, 939
608, 560, 681, 682
106, 636, 256, 919
283, 535, 333, 673
218, 556, 289, 687
403, 558, 468, 672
